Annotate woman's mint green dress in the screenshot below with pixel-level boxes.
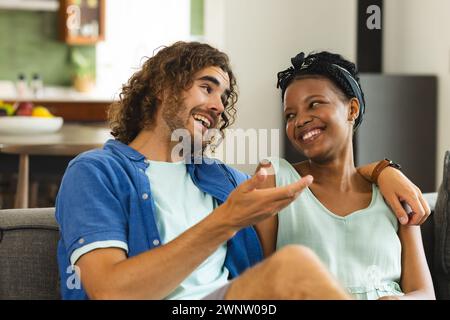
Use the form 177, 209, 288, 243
270, 157, 404, 300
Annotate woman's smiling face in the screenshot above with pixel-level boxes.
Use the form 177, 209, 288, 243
283, 76, 358, 163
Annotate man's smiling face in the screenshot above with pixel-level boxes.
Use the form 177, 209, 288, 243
162, 66, 231, 146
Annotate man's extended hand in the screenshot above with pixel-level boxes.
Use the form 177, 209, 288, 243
215, 168, 313, 233
378, 167, 431, 226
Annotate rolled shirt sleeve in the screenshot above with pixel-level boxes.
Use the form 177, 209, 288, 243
70, 240, 129, 265
55, 159, 130, 264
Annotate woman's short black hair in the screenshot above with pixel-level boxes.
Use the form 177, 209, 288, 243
277, 51, 366, 130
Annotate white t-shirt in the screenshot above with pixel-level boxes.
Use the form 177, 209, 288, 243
146, 160, 229, 299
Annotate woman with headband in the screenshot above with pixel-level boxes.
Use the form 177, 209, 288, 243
255, 51, 435, 300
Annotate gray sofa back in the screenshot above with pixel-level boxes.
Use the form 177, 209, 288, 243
0, 208, 60, 299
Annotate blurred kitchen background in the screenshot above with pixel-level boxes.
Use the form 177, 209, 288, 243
0, 0, 448, 209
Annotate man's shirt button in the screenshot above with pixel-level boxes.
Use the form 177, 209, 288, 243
142, 193, 149, 200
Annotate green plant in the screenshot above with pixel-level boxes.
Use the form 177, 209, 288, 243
70, 48, 95, 79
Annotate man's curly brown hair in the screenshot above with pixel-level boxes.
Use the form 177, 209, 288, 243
108, 41, 238, 144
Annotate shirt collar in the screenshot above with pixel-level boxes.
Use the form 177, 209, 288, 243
187, 159, 236, 203
103, 139, 146, 161
104, 139, 234, 201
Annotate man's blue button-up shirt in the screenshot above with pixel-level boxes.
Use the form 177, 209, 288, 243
55, 139, 263, 299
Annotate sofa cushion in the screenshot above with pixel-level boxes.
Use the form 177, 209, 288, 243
434, 151, 450, 299
0, 208, 60, 299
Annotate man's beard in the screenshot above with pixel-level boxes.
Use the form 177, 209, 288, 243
162, 99, 210, 159
161, 99, 188, 132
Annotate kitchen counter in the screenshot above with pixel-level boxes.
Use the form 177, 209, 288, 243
0, 123, 112, 149
0, 81, 118, 103
0, 82, 117, 122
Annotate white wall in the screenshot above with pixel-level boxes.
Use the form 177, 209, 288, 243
205, 0, 449, 185
96, 0, 191, 97
384, 0, 450, 187
205, 0, 357, 172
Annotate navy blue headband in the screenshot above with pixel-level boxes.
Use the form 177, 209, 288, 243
330, 64, 365, 130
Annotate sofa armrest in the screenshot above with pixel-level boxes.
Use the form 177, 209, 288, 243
424, 192, 438, 213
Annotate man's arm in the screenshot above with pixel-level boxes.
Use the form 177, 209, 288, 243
378, 225, 435, 300
357, 161, 430, 225
76, 212, 236, 300
76, 170, 313, 299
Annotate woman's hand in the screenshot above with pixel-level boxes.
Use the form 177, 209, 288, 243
377, 167, 431, 226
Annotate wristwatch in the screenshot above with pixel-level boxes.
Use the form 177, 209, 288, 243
371, 158, 402, 184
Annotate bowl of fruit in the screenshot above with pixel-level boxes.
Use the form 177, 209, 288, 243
0, 101, 63, 135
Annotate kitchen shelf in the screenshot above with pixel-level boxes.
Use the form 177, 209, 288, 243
59, 0, 105, 45
0, 0, 59, 11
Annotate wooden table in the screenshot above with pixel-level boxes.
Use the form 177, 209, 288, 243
0, 124, 112, 208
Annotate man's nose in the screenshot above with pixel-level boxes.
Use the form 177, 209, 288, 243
208, 95, 225, 116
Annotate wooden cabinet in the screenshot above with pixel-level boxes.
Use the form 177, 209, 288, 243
59, 0, 105, 45
35, 100, 110, 122
3, 100, 111, 122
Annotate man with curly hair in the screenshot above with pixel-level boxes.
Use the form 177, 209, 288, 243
55, 41, 429, 300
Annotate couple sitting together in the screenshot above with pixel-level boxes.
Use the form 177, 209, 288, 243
56, 41, 435, 300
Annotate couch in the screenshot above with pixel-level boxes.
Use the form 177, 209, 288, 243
0, 151, 449, 300
0, 207, 59, 299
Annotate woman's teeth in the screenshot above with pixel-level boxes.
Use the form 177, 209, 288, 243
302, 129, 322, 141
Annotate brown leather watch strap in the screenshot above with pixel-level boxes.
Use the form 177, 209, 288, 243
371, 159, 391, 185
